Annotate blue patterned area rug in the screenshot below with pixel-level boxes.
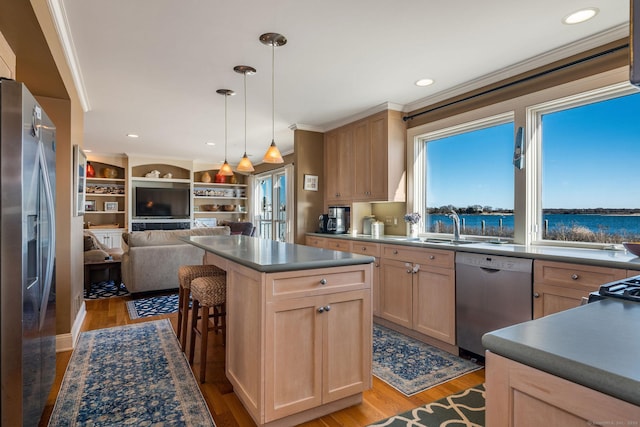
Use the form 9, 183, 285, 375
368, 384, 485, 427
48, 319, 215, 426
373, 324, 481, 396
85, 280, 129, 299
126, 294, 180, 319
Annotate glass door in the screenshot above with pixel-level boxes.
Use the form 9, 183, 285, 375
255, 167, 290, 242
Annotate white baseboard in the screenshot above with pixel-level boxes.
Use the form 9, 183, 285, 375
55, 300, 86, 352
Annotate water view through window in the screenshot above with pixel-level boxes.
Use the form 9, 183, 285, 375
425, 121, 515, 238
541, 90, 640, 243
423, 89, 640, 244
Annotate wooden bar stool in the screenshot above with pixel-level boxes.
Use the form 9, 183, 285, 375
177, 264, 225, 350
188, 274, 226, 383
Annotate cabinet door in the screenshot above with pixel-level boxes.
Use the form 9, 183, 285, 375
324, 127, 354, 203
323, 290, 372, 402
413, 265, 456, 345
379, 258, 413, 328
305, 236, 327, 248
533, 283, 590, 319
265, 297, 323, 421
353, 120, 372, 200
368, 114, 388, 200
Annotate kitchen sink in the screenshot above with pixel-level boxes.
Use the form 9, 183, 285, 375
424, 238, 476, 245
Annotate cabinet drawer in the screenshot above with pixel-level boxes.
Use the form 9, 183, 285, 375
305, 236, 327, 248
382, 244, 453, 268
268, 266, 368, 300
534, 260, 626, 291
326, 239, 353, 252
350, 241, 380, 257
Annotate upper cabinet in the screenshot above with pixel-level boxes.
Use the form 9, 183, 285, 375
325, 110, 405, 205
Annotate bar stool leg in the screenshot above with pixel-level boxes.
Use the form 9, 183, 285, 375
199, 305, 211, 383
178, 286, 190, 349
189, 298, 200, 365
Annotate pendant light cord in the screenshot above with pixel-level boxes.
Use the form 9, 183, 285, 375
244, 72, 249, 154
271, 43, 275, 142
224, 92, 228, 160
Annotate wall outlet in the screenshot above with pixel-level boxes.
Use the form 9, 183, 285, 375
384, 216, 393, 225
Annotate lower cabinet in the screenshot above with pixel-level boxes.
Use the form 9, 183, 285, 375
533, 260, 626, 318
89, 228, 125, 249
486, 352, 639, 426
265, 289, 371, 421
379, 245, 456, 345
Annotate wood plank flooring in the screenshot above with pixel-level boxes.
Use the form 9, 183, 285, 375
39, 294, 485, 426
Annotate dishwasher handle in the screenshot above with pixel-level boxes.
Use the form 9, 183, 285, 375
480, 267, 501, 273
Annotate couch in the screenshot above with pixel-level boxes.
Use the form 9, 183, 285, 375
121, 226, 230, 294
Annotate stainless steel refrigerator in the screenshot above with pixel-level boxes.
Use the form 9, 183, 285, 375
1, 79, 56, 426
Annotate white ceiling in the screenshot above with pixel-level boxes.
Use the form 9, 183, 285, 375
56, 0, 630, 168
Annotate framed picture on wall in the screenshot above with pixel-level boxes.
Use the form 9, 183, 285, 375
73, 145, 87, 216
303, 174, 318, 191
104, 201, 119, 212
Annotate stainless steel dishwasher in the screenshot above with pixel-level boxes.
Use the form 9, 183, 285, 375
455, 252, 532, 356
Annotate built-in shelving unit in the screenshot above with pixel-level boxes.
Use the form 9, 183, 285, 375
192, 170, 248, 227
84, 157, 128, 249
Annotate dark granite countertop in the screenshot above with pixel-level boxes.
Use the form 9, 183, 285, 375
482, 299, 640, 406
306, 233, 640, 271
182, 235, 374, 273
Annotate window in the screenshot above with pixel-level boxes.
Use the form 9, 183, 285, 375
421, 114, 515, 238
534, 84, 640, 244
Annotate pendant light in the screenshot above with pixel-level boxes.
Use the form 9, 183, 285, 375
260, 32, 286, 163
217, 89, 235, 176
234, 65, 257, 172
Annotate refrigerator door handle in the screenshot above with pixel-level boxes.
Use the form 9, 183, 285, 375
37, 141, 56, 330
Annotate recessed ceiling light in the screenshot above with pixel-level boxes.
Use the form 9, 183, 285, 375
205, 142, 216, 146
562, 8, 599, 25
127, 133, 140, 138
415, 78, 434, 87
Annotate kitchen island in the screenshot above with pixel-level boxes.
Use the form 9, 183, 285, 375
182, 235, 374, 427
482, 299, 640, 425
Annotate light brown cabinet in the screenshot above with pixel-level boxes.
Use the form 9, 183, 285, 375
350, 242, 381, 316
305, 235, 329, 248
379, 244, 456, 345
217, 253, 373, 427
324, 110, 405, 204
324, 126, 354, 204
486, 352, 639, 426
533, 260, 626, 318
265, 288, 371, 421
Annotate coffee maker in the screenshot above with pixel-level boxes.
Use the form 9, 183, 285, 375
326, 206, 350, 234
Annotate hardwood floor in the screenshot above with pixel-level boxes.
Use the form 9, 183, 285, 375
40, 294, 485, 426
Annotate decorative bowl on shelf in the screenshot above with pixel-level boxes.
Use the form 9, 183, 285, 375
623, 242, 640, 257
101, 167, 118, 178
201, 204, 220, 212
222, 204, 236, 212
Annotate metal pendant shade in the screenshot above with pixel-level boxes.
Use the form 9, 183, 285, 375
234, 65, 256, 172
260, 32, 286, 164
217, 89, 235, 176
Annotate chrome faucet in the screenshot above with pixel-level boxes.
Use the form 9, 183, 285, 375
448, 209, 461, 241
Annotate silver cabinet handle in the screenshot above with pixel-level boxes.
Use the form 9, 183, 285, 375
393, 250, 398, 254
571, 274, 579, 280
405, 262, 412, 273
317, 305, 331, 313
429, 255, 435, 260
361, 246, 367, 251
320, 278, 327, 285
533, 292, 540, 298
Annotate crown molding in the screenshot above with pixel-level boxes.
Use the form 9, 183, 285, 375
289, 123, 324, 132
321, 102, 404, 132
48, 0, 91, 112
403, 24, 629, 114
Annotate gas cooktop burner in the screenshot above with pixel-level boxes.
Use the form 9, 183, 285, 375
593, 276, 640, 302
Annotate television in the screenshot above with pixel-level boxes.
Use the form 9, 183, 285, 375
134, 187, 190, 218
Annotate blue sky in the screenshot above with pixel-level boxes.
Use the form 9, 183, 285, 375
426, 91, 640, 210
